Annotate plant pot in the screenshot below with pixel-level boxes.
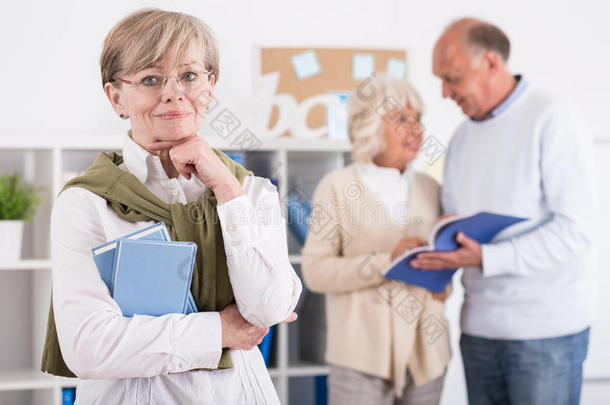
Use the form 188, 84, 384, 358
0, 220, 24, 262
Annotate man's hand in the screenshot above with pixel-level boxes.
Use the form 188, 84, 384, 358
391, 237, 429, 261
219, 304, 297, 350
410, 232, 482, 270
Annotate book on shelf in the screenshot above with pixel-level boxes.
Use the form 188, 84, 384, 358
258, 325, 275, 367
62, 387, 76, 405
383, 212, 527, 292
286, 193, 312, 246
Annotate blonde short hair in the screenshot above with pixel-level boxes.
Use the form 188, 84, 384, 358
348, 74, 423, 163
100, 8, 219, 88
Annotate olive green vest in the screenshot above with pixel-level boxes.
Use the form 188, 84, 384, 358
41, 149, 253, 377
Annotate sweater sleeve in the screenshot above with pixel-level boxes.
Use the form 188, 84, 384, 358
481, 99, 597, 277
301, 173, 391, 294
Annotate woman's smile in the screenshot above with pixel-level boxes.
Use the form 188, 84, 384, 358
155, 111, 192, 120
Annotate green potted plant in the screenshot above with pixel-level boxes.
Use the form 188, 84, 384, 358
0, 173, 41, 262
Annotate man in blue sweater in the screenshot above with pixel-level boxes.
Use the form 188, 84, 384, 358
411, 17, 597, 405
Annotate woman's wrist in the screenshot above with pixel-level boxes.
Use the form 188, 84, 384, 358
211, 176, 244, 204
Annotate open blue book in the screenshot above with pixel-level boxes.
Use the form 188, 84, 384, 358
112, 239, 197, 317
382, 212, 527, 293
91, 222, 198, 314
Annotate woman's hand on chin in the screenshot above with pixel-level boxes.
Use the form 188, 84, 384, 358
148, 135, 244, 203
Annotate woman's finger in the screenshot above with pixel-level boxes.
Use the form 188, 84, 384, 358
281, 312, 298, 323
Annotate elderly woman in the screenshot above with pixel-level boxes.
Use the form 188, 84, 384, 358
302, 75, 451, 405
40, 8, 301, 404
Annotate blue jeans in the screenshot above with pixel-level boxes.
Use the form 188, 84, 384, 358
460, 328, 590, 405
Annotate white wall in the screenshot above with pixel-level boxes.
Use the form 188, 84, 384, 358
1, 1, 609, 404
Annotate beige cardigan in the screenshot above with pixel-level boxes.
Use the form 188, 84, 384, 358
302, 164, 451, 396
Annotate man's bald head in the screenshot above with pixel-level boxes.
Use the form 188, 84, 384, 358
432, 18, 515, 120
437, 18, 511, 65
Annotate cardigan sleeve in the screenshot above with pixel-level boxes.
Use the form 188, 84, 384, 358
301, 173, 391, 294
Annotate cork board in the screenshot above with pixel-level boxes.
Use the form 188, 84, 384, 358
259, 47, 407, 136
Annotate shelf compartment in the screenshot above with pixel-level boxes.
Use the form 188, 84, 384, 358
0, 369, 57, 391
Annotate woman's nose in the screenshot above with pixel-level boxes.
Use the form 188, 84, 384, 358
161, 77, 185, 102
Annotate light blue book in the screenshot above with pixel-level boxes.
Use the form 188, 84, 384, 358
91, 222, 170, 294
91, 222, 198, 314
112, 239, 197, 317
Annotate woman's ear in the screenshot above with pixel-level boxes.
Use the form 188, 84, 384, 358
208, 74, 215, 96
104, 82, 128, 119
204, 75, 215, 111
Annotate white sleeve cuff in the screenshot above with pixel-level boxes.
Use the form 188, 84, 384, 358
170, 312, 223, 370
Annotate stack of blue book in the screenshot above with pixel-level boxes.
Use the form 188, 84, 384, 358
91, 222, 198, 316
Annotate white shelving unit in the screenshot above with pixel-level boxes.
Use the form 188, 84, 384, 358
0, 134, 349, 405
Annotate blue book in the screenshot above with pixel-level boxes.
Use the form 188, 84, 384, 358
258, 325, 274, 366
91, 222, 170, 294
286, 193, 312, 246
383, 212, 527, 292
91, 223, 199, 314
62, 387, 76, 405
112, 239, 197, 317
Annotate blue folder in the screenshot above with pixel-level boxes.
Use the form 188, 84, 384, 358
112, 239, 197, 317
384, 212, 527, 293
91, 222, 198, 314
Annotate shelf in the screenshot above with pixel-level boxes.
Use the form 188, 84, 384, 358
269, 364, 329, 378
0, 135, 351, 152
56, 376, 79, 388
286, 362, 330, 377
0, 260, 51, 271
0, 369, 57, 391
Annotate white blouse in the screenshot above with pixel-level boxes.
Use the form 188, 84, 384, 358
354, 161, 414, 226
50, 132, 302, 404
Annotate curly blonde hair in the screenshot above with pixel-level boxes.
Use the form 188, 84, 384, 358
348, 74, 423, 163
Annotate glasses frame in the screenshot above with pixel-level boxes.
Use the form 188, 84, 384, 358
110, 69, 215, 91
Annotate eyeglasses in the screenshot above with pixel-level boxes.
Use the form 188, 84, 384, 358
111, 68, 214, 94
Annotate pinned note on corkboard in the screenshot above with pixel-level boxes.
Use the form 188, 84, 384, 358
257, 47, 407, 138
